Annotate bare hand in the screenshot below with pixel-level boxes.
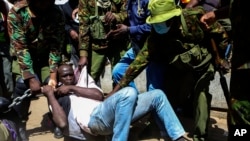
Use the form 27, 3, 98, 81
70, 30, 79, 41
56, 85, 72, 96
105, 84, 121, 99
48, 79, 57, 89
78, 56, 88, 67
219, 59, 231, 72
106, 24, 128, 39
48, 72, 57, 89
216, 58, 231, 73
200, 11, 216, 29
41, 85, 55, 97
104, 11, 116, 25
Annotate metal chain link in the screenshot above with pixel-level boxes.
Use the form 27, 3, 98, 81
7, 89, 32, 109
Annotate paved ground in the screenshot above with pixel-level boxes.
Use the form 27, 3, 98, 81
26, 95, 229, 141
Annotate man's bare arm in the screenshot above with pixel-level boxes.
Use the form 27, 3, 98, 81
42, 85, 67, 129
56, 85, 104, 101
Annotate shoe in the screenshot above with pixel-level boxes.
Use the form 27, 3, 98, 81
54, 126, 63, 139
18, 124, 29, 141
174, 135, 192, 141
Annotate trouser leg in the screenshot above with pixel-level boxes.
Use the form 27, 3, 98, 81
112, 48, 137, 89
193, 90, 212, 141
193, 64, 214, 141
12, 77, 30, 141
88, 87, 138, 141
132, 89, 185, 140
90, 50, 106, 85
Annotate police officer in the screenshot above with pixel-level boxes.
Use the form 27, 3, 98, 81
7, 0, 64, 140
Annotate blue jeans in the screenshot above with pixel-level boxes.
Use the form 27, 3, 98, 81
112, 48, 137, 89
88, 87, 185, 141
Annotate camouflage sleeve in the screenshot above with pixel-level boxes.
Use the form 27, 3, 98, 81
113, 0, 128, 23
7, 8, 35, 80
209, 20, 229, 51
119, 43, 149, 87
78, 0, 92, 57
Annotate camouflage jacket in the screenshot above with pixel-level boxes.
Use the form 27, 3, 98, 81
7, 1, 65, 80
78, 0, 127, 57
118, 6, 228, 87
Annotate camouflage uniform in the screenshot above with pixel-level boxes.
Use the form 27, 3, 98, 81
118, 6, 228, 141
8, 1, 64, 81
78, 0, 129, 83
7, 1, 64, 140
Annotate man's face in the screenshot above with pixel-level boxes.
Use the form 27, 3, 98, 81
58, 65, 75, 85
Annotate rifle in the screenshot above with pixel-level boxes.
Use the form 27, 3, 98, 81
210, 38, 231, 108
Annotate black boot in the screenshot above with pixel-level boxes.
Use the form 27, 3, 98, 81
54, 126, 63, 139
47, 112, 63, 139
18, 121, 29, 141
12, 78, 31, 141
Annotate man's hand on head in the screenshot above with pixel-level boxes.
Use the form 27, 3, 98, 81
55, 85, 72, 96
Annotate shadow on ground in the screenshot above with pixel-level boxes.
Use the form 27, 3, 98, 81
27, 112, 54, 138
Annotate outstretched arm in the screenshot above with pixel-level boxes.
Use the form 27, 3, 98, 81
200, 6, 230, 29
42, 85, 67, 129
106, 42, 150, 98
56, 85, 104, 101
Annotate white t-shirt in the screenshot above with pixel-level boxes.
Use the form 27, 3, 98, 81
66, 66, 103, 140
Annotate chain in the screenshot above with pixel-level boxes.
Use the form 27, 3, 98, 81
7, 89, 32, 110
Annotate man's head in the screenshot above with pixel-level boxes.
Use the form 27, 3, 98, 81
146, 0, 181, 34
146, 0, 181, 24
57, 64, 75, 86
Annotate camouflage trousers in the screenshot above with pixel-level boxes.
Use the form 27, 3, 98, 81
192, 64, 215, 141
89, 43, 129, 85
